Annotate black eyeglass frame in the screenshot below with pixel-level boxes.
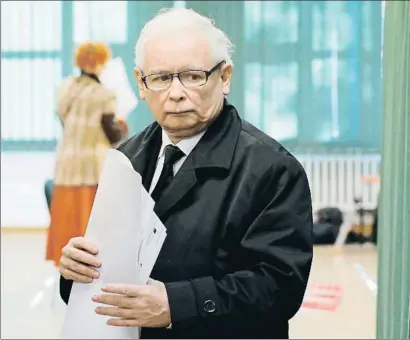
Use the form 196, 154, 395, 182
140, 60, 226, 91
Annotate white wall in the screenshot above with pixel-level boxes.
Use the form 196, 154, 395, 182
1, 152, 56, 228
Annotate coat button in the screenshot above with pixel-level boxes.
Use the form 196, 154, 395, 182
204, 300, 216, 313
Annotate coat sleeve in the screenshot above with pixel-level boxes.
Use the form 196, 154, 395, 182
164, 156, 313, 328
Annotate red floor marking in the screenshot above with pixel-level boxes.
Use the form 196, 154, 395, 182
301, 299, 340, 312
301, 284, 344, 312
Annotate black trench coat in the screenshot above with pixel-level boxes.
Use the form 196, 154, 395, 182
60, 100, 313, 339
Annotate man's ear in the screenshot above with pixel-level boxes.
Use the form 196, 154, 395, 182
221, 64, 233, 96
134, 67, 146, 100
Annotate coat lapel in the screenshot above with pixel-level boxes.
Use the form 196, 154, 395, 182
153, 156, 197, 218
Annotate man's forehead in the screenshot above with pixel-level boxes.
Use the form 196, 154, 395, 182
142, 34, 212, 73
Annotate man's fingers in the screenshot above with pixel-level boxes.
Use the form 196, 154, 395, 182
95, 306, 134, 319
60, 267, 93, 283
62, 246, 101, 268
107, 318, 141, 327
71, 237, 99, 255
60, 256, 99, 279
101, 284, 146, 297
92, 294, 135, 308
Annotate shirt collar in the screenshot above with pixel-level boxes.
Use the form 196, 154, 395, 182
158, 129, 206, 159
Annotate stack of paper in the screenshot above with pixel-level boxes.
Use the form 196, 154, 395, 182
99, 57, 139, 119
60, 149, 167, 339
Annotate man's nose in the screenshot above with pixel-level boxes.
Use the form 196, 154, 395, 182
168, 76, 186, 101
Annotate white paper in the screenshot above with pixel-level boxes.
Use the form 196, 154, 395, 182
99, 57, 138, 118
61, 149, 166, 339
137, 213, 167, 284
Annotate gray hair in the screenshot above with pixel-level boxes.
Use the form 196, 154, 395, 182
134, 7, 235, 69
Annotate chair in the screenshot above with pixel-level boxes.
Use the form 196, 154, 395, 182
44, 179, 54, 211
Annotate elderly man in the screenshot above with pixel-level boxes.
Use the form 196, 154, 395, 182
59, 8, 313, 339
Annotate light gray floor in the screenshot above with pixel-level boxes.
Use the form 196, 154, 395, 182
1, 232, 377, 339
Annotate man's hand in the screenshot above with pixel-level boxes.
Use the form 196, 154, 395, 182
59, 237, 102, 283
92, 279, 171, 328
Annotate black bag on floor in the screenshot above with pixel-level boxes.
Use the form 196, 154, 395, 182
316, 207, 344, 227
313, 222, 339, 245
313, 207, 344, 245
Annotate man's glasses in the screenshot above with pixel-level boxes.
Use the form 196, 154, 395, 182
141, 60, 226, 92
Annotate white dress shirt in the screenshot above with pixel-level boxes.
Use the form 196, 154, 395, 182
149, 129, 206, 194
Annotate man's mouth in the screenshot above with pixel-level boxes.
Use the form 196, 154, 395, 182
167, 110, 192, 115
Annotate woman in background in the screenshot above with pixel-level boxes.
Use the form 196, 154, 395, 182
46, 41, 128, 266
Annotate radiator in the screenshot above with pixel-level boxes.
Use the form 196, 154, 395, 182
295, 154, 381, 213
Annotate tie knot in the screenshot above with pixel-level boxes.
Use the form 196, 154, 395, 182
164, 145, 185, 165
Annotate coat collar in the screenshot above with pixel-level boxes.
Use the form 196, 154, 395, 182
189, 99, 240, 171
158, 128, 206, 161
129, 99, 242, 219
80, 70, 100, 83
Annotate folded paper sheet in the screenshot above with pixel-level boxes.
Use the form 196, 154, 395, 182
99, 57, 138, 118
61, 149, 166, 339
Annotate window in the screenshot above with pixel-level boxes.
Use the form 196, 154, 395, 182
243, 1, 383, 151
73, 1, 128, 44
244, 1, 300, 142
72, 1, 128, 76
311, 58, 360, 142
1, 59, 62, 141
1, 1, 383, 151
312, 1, 354, 51
1, 1, 62, 51
245, 63, 298, 141
245, 1, 298, 44
1, 1, 63, 149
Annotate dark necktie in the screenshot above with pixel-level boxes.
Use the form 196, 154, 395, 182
151, 145, 185, 202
